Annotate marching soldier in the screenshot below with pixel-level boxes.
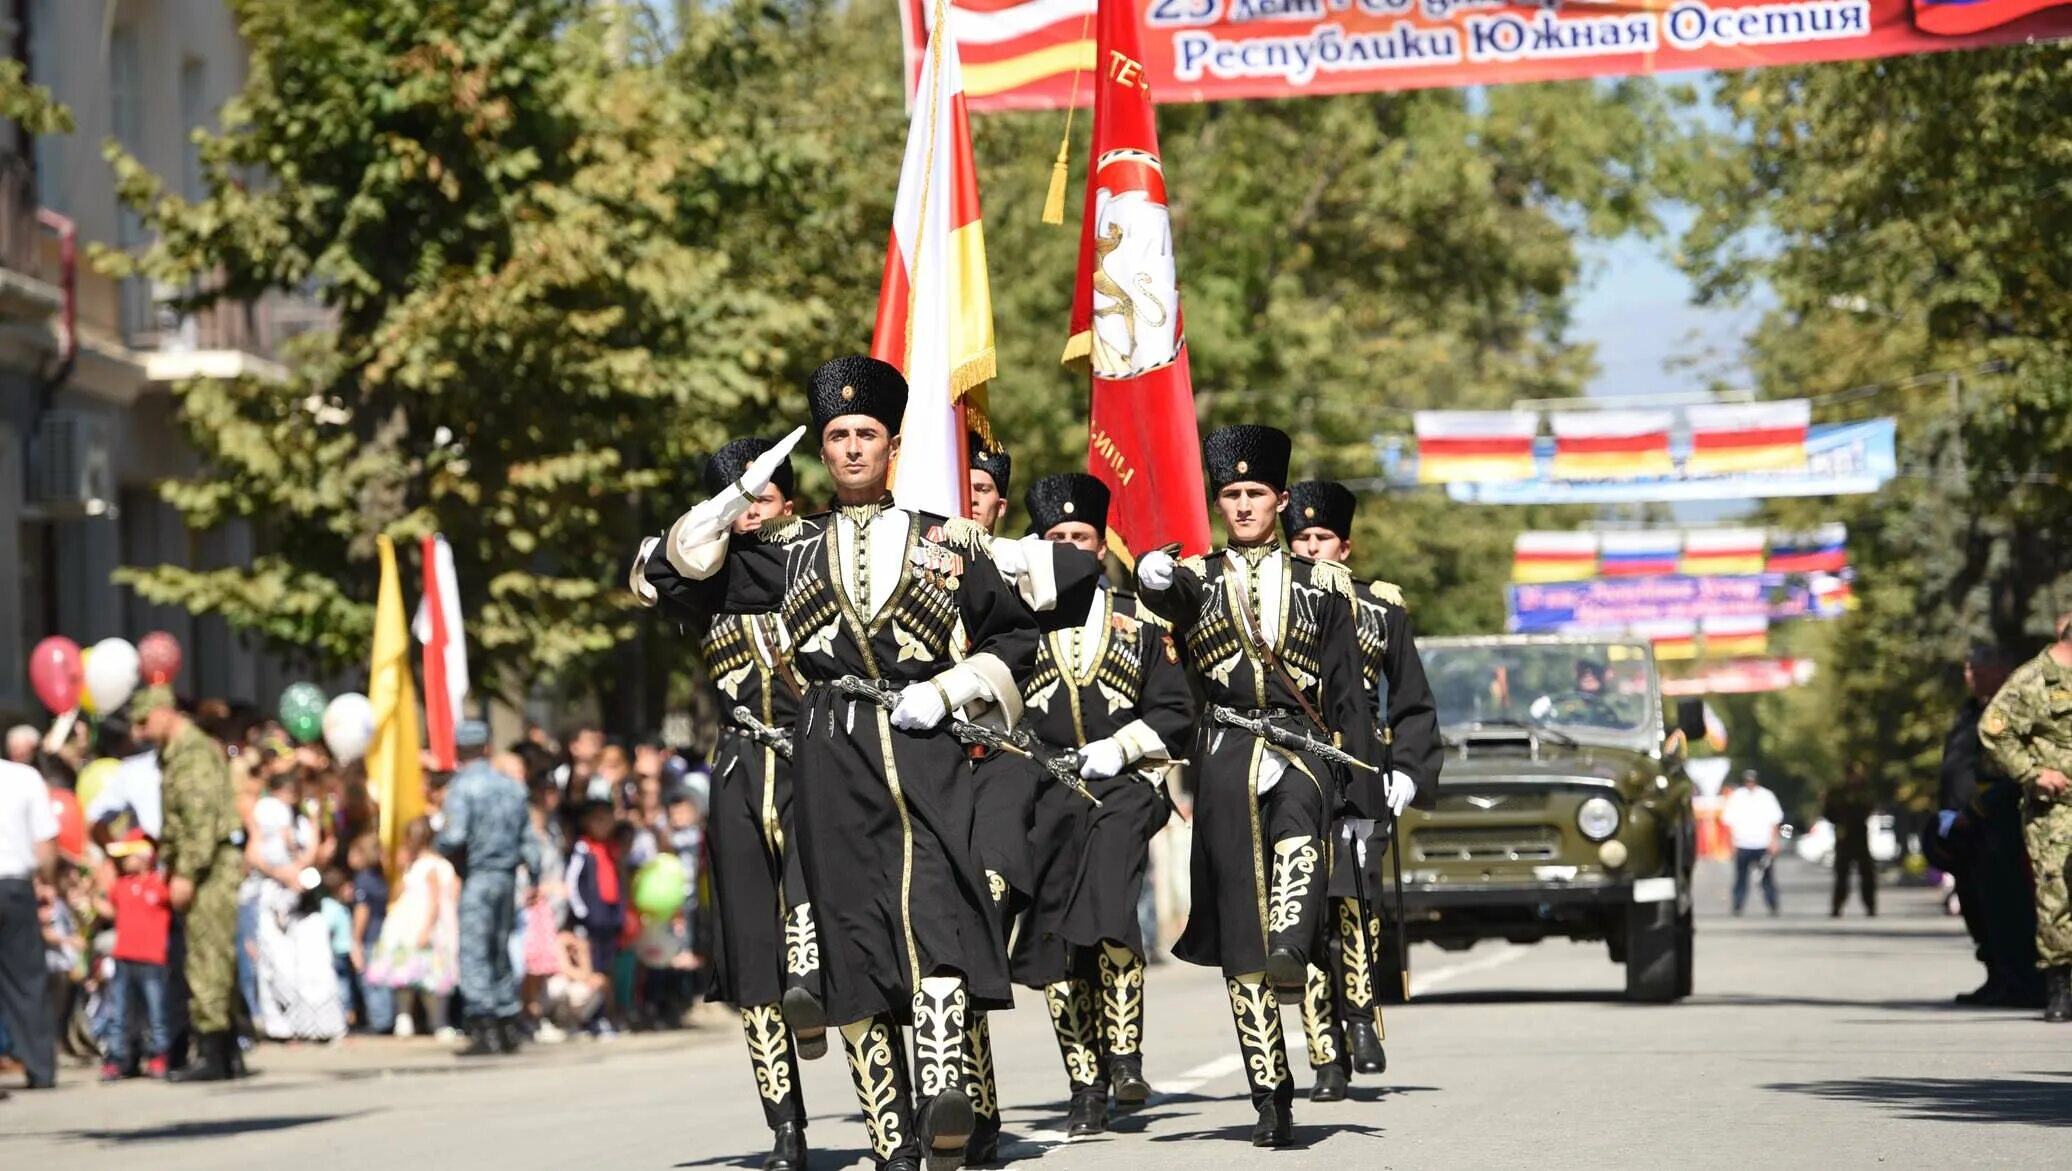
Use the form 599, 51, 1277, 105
959, 436, 1029, 1167
1284, 480, 1440, 1098
634, 437, 821, 1171
1979, 614, 2072, 1024
663, 357, 1094, 1171
1134, 425, 1396, 1148
132, 686, 246, 1083
438, 719, 541, 1058
1008, 473, 1195, 1139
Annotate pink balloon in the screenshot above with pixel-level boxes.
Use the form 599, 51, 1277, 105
29, 636, 83, 714
138, 630, 183, 686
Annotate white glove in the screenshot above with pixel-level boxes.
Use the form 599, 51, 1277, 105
1384, 770, 1417, 817
889, 681, 949, 731
1138, 549, 1176, 592
1079, 739, 1127, 781
989, 535, 1028, 580
628, 536, 660, 605
739, 425, 807, 497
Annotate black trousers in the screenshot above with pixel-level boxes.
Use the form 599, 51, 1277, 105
0, 878, 56, 1086
1832, 840, 1876, 913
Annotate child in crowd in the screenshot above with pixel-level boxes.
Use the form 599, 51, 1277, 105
522, 778, 569, 1042
98, 830, 172, 1080
565, 802, 624, 1037
322, 868, 356, 1029
346, 833, 393, 1033
364, 817, 459, 1039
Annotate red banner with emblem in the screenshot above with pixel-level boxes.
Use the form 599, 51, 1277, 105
903, 0, 2072, 110
1066, 0, 1212, 564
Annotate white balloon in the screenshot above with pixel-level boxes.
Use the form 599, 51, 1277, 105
85, 638, 140, 715
322, 693, 376, 764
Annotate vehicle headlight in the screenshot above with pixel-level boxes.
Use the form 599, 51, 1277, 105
1577, 796, 1622, 842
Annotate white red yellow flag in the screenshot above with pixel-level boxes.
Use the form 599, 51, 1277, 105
874, 0, 997, 518
412, 534, 467, 772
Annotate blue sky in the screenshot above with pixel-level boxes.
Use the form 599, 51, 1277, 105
1570, 225, 1767, 399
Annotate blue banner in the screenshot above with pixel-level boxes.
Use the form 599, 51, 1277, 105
1508, 573, 1850, 633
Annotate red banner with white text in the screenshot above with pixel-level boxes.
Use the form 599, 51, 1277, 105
903, 0, 2072, 110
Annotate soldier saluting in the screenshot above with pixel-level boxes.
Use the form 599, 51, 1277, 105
633, 437, 822, 1171
1134, 425, 1395, 1148
663, 356, 1091, 1171
1008, 473, 1196, 1139
1284, 479, 1440, 1098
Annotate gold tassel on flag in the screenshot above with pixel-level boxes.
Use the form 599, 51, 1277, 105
1042, 11, 1095, 226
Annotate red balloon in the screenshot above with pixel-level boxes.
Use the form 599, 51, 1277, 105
138, 630, 183, 686
49, 787, 85, 859
28, 636, 83, 714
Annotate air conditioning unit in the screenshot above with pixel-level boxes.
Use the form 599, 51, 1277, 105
29, 410, 116, 517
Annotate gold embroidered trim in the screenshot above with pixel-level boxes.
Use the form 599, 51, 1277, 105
741, 1004, 795, 1103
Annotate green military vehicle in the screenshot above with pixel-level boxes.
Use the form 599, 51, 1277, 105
1381, 634, 1705, 1002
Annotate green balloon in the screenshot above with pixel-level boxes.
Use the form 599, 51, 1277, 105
633, 854, 688, 919
279, 682, 328, 744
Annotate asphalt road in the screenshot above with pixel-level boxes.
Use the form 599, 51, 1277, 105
6, 858, 2067, 1169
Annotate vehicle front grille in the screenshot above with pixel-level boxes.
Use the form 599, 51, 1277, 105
1412, 825, 1562, 863
1434, 791, 1550, 815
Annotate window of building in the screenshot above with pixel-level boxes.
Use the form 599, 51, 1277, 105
27, 0, 65, 213
110, 24, 154, 341
179, 57, 209, 203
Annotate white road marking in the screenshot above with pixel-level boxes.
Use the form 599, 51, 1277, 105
998, 950, 1528, 1160
1408, 944, 1526, 996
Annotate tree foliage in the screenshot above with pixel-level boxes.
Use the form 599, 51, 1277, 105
109, 0, 1693, 711
1682, 44, 2072, 809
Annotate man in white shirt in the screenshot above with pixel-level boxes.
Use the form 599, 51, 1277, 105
1722, 768, 1786, 916
0, 757, 60, 1090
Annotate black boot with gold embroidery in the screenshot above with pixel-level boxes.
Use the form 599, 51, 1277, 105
1097, 942, 1151, 1106
1298, 964, 1350, 1102
964, 1012, 1002, 1166
781, 903, 827, 1060
1227, 972, 1294, 1148
1044, 977, 1107, 1131
1334, 898, 1387, 1074
1266, 835, 1325, 1001
740, 1004, 808, 1134
842, 1013, 918, 1169
913, 977, 973, 1171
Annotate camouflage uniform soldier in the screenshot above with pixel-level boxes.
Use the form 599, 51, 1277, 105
438, 721, 540, 1057
1978, 616, 2072, 1023
134, 686, 246, 1081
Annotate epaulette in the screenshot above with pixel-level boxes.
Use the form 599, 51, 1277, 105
939, 516, 992, 552
1305, 557, 1355, 601
1178, 554, 1207, 576
1122, 593, 1170, 630
752, 513, 812, 544
1367, 579, 1405, 607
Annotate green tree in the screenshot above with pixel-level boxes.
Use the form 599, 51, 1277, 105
1681, 45, 2072, 807
105, 0, 820, 701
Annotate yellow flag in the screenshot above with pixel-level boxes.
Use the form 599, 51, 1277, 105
370, 534, 425, 883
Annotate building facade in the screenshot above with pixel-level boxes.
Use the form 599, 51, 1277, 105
2, 0, 316, 720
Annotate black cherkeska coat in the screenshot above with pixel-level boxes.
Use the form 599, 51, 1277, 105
1140, 548, 1381, 979
673, 506, 1094, 1026
1010, 585, 1197, 987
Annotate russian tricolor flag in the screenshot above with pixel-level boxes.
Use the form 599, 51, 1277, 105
1551, 410, 1673, 481
1598, 530, 1683, 578
1915, 0, 2069, 34
1767, 524, 1848, 574
1512, 531, 1599, 584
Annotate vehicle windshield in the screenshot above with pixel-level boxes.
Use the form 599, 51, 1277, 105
1424, 641, 1655, 738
